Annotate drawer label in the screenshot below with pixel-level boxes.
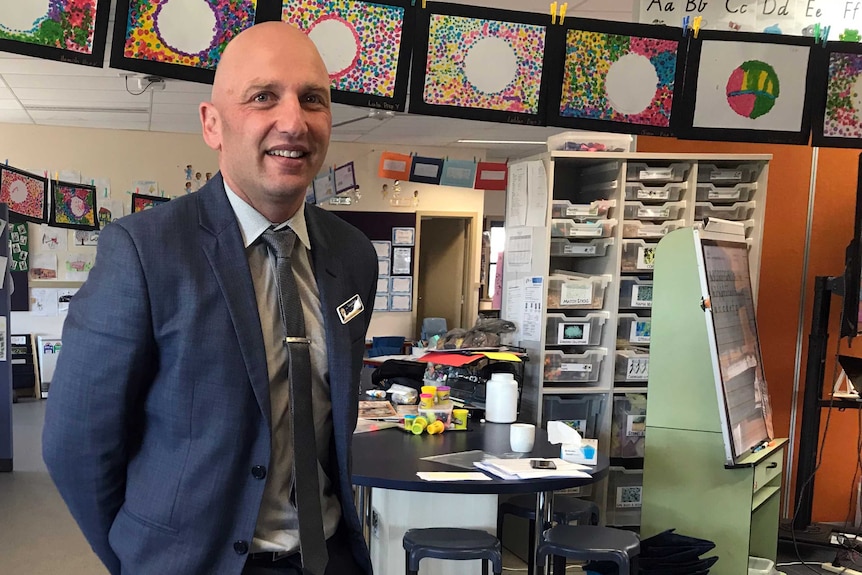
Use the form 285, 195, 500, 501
564, 243, 597, 255
710, 169, 743, 182
617, 485, 643, 508
629, 320, 651, 343
561, 362, 592, 372
637, 189, 670, 200
626, 414, 646, 437
637, 246, 656, 270
565, 206, 598, 217
708, 189, 741, 200
557, 322, 591, 345
640, 168, 672, 180
561, 283, 592, 306
626, 358, 649, 380
631, 284, 653, 308
637, 207, 671, 219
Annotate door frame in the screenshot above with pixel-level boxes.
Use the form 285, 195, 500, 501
414, 211, 479, 334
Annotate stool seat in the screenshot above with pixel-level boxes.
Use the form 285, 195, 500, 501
403, 528, 502, 575
537, 525, 640, 575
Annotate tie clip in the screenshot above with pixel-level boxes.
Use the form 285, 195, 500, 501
284, 337, 311, 345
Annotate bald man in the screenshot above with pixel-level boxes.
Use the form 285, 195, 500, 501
43, 23, 376, 575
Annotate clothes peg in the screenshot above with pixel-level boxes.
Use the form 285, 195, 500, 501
822, 25, 831, 45
421, 0, 426, 7
558, 3, 568, 24
682, 16, 691, 37
814, 22, 821, 43
411, 0, 415, 5
693, 16, 702, 38
549, 2, 557, 25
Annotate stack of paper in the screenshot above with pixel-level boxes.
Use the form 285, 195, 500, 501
473, 458, 592, 480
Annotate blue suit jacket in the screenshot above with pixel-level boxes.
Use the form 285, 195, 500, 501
43, 175, 377, 575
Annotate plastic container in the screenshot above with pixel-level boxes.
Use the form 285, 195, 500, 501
622, 219, 684, 239
578, 179, 619, 200
418, 403, 454, 428
697, 162, 763, 184
617, 314, 652, 345
550, 237, 614, 258
606, 467, 643, 526
615, 349, 650, 382
545, 312, 609, 346
695, 201, 756, 221
621, 240, 659, 272
625, 162, 690, 183
611, 394, 647, 458
543, 349, 607, 383
748, 556, 776, 575
547, 272, 612, 310
619, 277, 653, 309
693, 218, 755, 238
485, 372, 518, 423
623, 201, 685, 221
551, 199, 615, 219
695, 182, 757, 203
551, 218, 617, 239
542, 394, 605, 440
624, 182, 686, 203
547, 131, 632, 152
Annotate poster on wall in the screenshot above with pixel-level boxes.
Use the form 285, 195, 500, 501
678, 31, 816, 145
110, 0, 262, 84
0, 0, 111, 67
282, 0, 414, 111
545, 20, 685, 136
409, 2, 558, 126
812, 42, 862, 149
0, 166, 48, 223
49, 180, 99, 231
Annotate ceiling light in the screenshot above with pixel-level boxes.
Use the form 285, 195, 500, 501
457, 139, 546, 145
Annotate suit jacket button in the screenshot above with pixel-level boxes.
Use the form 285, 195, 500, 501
234, 541, 249, 555
252, 465, 267, 480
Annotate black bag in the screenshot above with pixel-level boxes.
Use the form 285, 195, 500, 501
371, 359, 426, 391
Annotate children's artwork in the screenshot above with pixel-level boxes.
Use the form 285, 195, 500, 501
9, 222, 29, 272
312, 170, 336, 204
283, 0, 414, 110
409, 156, 444, 185
64, 253, 94, 280
474, 162, 508, 191
133, 180, 159, 196
98, 198, 124, 227
40, 226, 68, 252
0, 0, 111, 66
439, 159, 477, 188
131, 193, 170, 213
50, 180, 99, 230
812, 43, 862, 148
334, 162, 357, 193
73, 229, 99, 246
58, 288, 78, 314
410, 3, 556, 125
545, 20, 684, 136
31, 253, 57, 280
679, 31, 815, 145
0, 166, 48, 223
31, 288, 59, 317
111, 0, 259, 83
378, 152, 412, 180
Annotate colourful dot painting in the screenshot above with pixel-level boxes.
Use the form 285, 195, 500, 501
132, 195, 170, 213
283, 0, 404, 98
0, 169, 46, 221
422, 14, 545, 114
726, 60, 779, 119
0, 0, 100, 54
824, 52, 862, 138
560, 30, 677, 127
123, 0, 257, 69
54, 185, 96, 227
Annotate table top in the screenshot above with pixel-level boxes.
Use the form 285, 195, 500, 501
351, 422, 608, 494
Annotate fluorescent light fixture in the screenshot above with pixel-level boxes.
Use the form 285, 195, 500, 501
457, 139, 546, 145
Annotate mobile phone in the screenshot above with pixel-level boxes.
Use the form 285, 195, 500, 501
530, 459, 556, 469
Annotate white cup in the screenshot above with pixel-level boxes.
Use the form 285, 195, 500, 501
509, 423, 536, 453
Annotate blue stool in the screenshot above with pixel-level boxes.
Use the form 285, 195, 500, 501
403, 527, 503, 575
537, 525, 640, 575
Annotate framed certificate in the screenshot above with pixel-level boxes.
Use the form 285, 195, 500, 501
390, 276, 412, 294
390, 294, 412, 312
392, 227, 415, 246
374, 294, 389, 311
377, 278, 390, 294
371, 240, 391, 259
378, 259, 390, 277
392, 247, 412, 275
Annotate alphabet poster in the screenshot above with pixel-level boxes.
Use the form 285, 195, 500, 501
111, 0, 260, 83
0, 0, 111, 66
410, 2, 556, 126
282, 0, 414, 111
680, 31, 815, 145
812, 43, 862, 148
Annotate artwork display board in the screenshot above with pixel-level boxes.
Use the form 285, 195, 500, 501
545, 19, 685, 136
49, 180, 98, 231
110, 0, 262, 84
678, 30, 816, 145
282, 0, 414, 111
812, 42, 862, 148
409, 1, 558, 126
0, 0, 111, 67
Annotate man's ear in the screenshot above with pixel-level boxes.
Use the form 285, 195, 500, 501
200, 102, 221, 151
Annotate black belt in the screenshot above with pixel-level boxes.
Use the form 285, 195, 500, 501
246, 550, 302, 567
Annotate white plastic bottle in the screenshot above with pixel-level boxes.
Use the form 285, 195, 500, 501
485, 372, 518, 423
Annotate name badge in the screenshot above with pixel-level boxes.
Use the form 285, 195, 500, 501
337, 294, 364, 324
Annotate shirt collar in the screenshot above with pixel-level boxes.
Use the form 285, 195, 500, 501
223, 180, 312, 251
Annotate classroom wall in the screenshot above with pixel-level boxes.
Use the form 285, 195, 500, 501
640, 136, 859, 523
0, 122, 487, 343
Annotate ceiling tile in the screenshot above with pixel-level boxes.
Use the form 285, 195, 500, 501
2, 74, 128, 91
0, 110, 33, 124
17, 89, 149, 107
0, 100, 23, 111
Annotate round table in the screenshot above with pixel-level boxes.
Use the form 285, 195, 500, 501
351, 422, 608, 574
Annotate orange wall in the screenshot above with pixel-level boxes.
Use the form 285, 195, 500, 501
640, 136, 860, 522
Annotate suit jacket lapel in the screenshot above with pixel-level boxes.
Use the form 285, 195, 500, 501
196, 176, 272, 425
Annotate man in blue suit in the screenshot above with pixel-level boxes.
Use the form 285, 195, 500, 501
43, 22, 376, 575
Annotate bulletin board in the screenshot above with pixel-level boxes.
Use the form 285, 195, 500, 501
812, 42, 862, 149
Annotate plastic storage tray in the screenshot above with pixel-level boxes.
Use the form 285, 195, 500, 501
625, 162, 690, 183
615, 349, 650, 382
624, 182, 686, 203
544, 349, 607, 383
550, 238, 614, 258
606, 467, 643, 526
623, 201, 685, 221
547, 131, 632, 152
547, 273, 612, 310
621, 240, 659, 272
551, 218, 617, 239
542, 394, 606, 440
695, 201, 756, 221
622, 219, 684, 239
617, 314, 652, 345
748, 557, 776, 575
697, 162, 763, 184
551, 199, 615, 219
545, 312, 609, 346
619, 277, 653, 309
611, 394, 647, 458
695, 182, 757, 203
